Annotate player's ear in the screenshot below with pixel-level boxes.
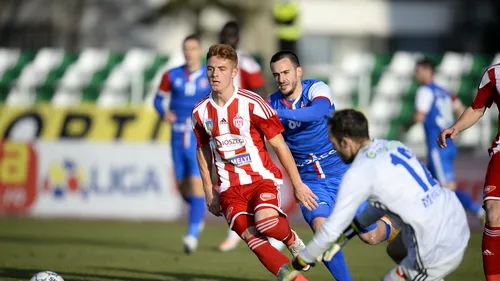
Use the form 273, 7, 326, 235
296, 66, 303, 78
231, 66, 238, 79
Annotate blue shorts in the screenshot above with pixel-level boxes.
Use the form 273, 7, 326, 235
171, 133, 200, 180
428, 146, 456, 185
300, 177, 377, 234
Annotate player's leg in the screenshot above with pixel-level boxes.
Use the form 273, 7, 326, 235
483, 153, 500, 281
356, 202, 401, 245
429, 148, 484, 220
251, 180, 306, 255
386, 232, 407, 264
183, 147, 205, 248
301, 180, 352, 281
221, 185, 308, 280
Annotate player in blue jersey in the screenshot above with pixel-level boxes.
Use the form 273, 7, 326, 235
410, 57, 485, 222
154, 34, 211, 254
267, 50, 399, 281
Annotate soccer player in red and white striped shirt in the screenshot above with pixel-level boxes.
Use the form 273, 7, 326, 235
439, 64, 500, 281
192, 44, 316, 280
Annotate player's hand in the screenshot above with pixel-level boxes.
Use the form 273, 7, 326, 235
293, 182, 318, 211
438, 127, 459, 148
165, 111, 177, 123
205, 187, 222, 217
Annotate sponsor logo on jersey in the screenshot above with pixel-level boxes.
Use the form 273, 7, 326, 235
484, 185, 497, 195
259, 193, 276, 201
216, 134, 246, 152
220, 118, 228, 125
233, 115, 244, 129
226, 153, 252, 166
296, 150, 337, 167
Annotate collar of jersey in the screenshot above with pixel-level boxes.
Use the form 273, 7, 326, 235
209, 86, 238, 109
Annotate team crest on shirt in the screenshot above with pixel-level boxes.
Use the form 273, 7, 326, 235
174, 78, 183, 87
205, 119, 214, 134
233, 115, 244, 128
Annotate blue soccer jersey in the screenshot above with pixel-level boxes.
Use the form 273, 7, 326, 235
267, 79, 349, 181
156, 65, 211, 179
415, 82, 458, 184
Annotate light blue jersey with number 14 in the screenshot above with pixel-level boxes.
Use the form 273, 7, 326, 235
302, 139, 470, 269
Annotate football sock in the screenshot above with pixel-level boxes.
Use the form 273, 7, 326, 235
255, 216, 295, 246
247, 234, 290, 275
186, 196, 205, 238
323, 249, 353, 281
483, 225, 500, 281
455, 190, 482, 217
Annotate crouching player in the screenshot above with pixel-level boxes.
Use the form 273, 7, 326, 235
278, 109, 470, 281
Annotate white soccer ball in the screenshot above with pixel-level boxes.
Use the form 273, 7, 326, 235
30, 271, 65, 281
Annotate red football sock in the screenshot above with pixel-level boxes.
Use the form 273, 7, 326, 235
483, 225, 500, 281
255, 216, 296, 246
246, 235, 291, 275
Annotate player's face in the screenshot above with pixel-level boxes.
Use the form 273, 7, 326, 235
183, 39, 202, 67
271, 58, 302, 97
414, 65, 430, 84
207, 56, 237, 93
329, 134, 356, 164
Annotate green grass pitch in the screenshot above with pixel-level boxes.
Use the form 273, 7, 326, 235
0, 217, 483, 280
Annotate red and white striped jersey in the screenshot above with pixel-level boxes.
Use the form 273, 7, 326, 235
234, 50, 265, 90
191, 87, 284, 192
471, 64, 500, 154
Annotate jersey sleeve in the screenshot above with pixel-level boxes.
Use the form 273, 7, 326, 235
414, 86, 434, 114
250, 99, 284, 140
191, 110, 210, 147
471, 67, 496, 109
308, 81, 333, 105
300, 161, 373, 263
158, 72, 171, 96
239, 56, 265, 89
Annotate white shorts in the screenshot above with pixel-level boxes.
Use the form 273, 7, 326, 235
383, 250, 464, 281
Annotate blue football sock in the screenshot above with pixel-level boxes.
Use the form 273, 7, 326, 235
187, 196, 206, 238
323, 249, 353, 281
455, 190, 482, 217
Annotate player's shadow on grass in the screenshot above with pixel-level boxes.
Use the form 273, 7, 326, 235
95, 266, 268, 281
0, 235, 175, 254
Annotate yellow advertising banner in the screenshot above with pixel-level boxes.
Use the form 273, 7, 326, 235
0, 103, 171, 142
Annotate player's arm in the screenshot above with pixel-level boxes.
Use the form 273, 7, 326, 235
452, 95, 466, 117
438, 70, 494, 148
299, 164, 372, 264
276, 98, 331, 122
251, 100, 318, 210
276, 81, 333, 122
403, 86, 433, 131
154, 72, 176, 122
192, 112, 221, 216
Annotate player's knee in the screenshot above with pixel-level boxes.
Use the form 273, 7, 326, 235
240, 226, 258, 241
485, 200, 500, 226
311, 217, 326, 232
359, 231, 382, 245
255, 216, 279, 235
